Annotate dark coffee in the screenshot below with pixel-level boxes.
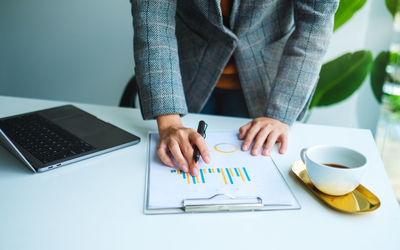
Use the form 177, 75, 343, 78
323, 163, 349, 169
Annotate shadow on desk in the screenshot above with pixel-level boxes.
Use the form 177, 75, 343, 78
0, 146, 33, 176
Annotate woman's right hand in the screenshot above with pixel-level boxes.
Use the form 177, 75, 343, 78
156, 114, 211, 177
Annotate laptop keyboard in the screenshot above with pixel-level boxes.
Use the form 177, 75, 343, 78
0, 114, 95, 164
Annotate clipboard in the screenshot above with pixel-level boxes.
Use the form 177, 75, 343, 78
144, 132, 301, 214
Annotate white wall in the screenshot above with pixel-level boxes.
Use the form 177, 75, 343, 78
0, 0, 394, 133
0, 0, 134, 106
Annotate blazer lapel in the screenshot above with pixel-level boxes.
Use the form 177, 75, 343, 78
203, 0, 224, 29
232, 0, 269, 36
229, 0, 241, 31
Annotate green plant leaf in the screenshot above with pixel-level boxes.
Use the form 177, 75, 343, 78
370, 51, 390, 103
386, 0, 400, 17
334, 0, 367, 31
386, 94, 400, 113
310, 50, 373, 109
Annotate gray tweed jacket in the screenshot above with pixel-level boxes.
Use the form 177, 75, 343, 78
132, 0, 338, 124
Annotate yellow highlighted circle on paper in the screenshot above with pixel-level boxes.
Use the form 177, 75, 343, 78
213, 143, 239, 153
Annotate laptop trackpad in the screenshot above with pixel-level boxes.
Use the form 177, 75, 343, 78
54, 115, 111, 138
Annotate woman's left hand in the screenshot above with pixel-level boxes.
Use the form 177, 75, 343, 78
239, 117, 289, 156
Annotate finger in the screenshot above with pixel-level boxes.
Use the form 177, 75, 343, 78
242, 123, 261, 151
180, 141, 200, 177
168, 141, 188, 172
157, 143, 174, 167
189, 133, 211, 163
278, 134, 288, 154
262, 132, 280, 156
190, 162, 200, 177
239, 122, 252, 140
251, 127, 271, 156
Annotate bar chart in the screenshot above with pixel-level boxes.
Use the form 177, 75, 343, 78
170, 167, 251, 185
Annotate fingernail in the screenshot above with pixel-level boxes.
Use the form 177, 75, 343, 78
192, 168, 199, 177
182, 165, 188, 172
204, 155, 211, 163
266, 149, 271, 155
243, 145, 248, 150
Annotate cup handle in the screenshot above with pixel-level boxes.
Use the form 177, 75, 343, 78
300, 148, 308, 164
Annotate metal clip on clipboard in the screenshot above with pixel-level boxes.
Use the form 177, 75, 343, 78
183, 194, 263, 212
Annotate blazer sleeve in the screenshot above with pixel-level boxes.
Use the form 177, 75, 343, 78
264, 0, 339, 125
132, 0, 188, 120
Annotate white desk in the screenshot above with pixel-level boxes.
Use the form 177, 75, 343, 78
0, 96, 399, 250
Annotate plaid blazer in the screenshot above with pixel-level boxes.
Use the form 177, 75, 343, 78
132, 0, 338, 124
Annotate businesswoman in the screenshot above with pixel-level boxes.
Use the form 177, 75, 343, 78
131, 0, 338, 176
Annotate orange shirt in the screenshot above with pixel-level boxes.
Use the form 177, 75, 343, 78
216, 0, 241, 90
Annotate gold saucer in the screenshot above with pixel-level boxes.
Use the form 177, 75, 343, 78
291, 160, 380, 214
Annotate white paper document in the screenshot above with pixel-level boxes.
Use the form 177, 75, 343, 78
146, 132, 299, 211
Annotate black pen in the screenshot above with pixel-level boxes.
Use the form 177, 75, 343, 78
193, 120, 207, 162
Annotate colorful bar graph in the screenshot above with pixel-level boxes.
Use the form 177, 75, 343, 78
200, 170, 205, 183
220, 168, 228, 184
243, 167, 251, 181
225, 168, 233, 184
170, 167, 251, 185
238, 168, 245, 181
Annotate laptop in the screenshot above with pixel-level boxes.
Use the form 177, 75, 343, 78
0, 105, 140, 172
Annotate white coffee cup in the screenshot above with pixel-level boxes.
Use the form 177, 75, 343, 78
300, 145, 367, 196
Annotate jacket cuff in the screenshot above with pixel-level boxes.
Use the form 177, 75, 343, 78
265, 102, 296, 126
139, 95, 188, 120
